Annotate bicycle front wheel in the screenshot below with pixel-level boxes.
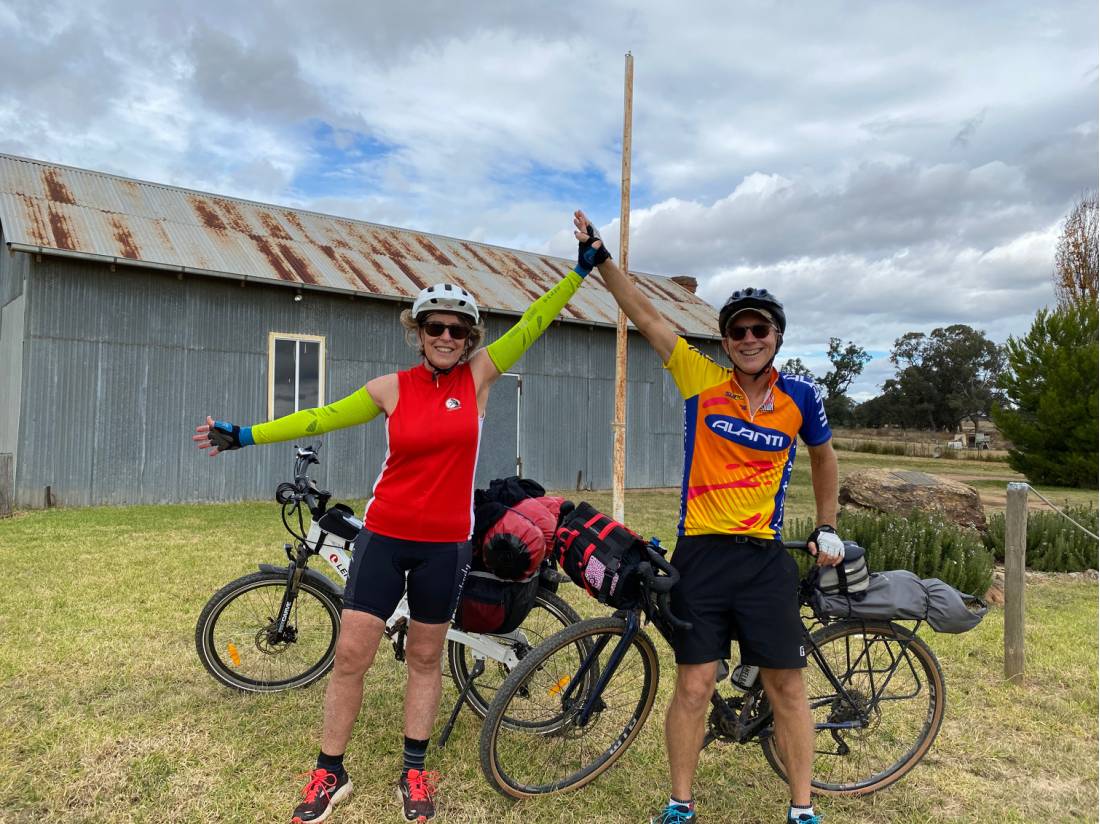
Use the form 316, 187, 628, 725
479, 616, 660, 798
761, 620, 946, 795
447, 588, 583, 719
195, 571, 341, 692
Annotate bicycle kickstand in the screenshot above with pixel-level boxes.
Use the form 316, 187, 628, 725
436, 658, 485, 748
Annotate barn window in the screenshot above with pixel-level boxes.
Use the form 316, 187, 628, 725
268, 333, 326, 419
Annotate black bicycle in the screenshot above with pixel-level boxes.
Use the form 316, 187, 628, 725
478, 541, 946, 798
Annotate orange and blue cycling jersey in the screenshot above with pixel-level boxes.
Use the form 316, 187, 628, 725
663, 337, 831, 540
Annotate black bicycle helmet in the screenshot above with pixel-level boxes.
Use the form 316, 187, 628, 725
717, 287, 786, 335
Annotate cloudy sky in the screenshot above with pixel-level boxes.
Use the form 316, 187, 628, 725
0, 0, 1095, 398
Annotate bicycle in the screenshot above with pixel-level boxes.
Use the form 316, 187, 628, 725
194, 445, 587, 740
478, 540, 946, 798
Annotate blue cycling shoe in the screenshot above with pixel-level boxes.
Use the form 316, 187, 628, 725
650, 803, 696, 823
789, 812, 822, 823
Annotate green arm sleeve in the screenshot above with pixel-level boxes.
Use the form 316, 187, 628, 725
485, 270, 586, 373
248, 386, 382, 445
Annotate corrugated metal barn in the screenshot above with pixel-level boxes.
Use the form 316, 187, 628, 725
0, 154, 721, 508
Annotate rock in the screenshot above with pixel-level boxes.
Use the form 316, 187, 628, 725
984, 569, 1004, 605
839, 468, 986, 531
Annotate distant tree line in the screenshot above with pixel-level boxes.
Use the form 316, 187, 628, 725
780, 192, 1098, 488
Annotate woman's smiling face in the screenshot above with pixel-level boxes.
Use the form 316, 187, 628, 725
418, 312, 471, 370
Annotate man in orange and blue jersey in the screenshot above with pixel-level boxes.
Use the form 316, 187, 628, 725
573, 211, 845, 824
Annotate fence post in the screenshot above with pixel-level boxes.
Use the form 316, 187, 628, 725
1004, 482, 1028, 683
0, 454, 12, 518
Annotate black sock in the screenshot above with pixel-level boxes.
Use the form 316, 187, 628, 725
317, 750, 345, 779
670, 796, 694, 811
402, 736, 429, 775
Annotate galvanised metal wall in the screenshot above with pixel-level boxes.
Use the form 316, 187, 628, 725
0, 239, 29, 463
15, 254, 721, 507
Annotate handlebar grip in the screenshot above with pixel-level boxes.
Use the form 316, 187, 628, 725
644, 546, 680, 592
658, 592, 692, 632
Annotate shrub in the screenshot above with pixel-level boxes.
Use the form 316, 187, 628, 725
787, 510, 994, 595
983, 506, 1099, 572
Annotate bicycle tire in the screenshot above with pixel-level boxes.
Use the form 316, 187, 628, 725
195, 571, 341, 692
447, 588, 583, 719
760, 620, 946, 796
479, 615, 660, 798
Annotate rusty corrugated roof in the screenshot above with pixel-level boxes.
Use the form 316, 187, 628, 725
0, 153, 719, 336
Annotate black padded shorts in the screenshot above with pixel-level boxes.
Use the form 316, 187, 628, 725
344, 530, 472, 625
669, 534, 806, 669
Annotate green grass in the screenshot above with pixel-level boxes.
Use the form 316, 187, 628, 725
0, 455, 1096, 823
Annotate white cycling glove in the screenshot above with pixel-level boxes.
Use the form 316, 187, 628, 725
808, 525, 845, 563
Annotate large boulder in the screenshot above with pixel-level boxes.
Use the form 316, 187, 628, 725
839, 469, 986, 530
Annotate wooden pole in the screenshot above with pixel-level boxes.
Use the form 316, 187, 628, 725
612, 52, 633, 523
0, 454, 12, 518
1004, 482, 1028, 683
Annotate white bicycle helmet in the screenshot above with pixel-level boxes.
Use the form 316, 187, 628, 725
411, 283, 480, 324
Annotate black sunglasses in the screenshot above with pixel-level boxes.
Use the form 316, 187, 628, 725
421, 321, 472, 340
726, 323, 773, 341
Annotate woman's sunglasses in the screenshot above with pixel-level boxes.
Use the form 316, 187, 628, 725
421, 321, 472, 340
726, 323, 773, 341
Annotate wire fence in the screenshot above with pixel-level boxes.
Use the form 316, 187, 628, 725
1023, 483, 1099, 540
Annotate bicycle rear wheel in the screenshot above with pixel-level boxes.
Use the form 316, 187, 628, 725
761, 620, 945, 795
479, 616, 660, 798
195, 571, 341, 692
447, 588, 583, 719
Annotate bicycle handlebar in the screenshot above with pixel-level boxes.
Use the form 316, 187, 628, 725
638, 546, 692, 632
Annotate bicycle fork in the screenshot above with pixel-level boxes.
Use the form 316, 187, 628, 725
271, 546, 313, 643
560, 611, 641, 726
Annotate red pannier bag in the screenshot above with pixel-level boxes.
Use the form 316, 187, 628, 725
455, 495, 566, 633
453, 573, 539, 634
478, 496, 564, 581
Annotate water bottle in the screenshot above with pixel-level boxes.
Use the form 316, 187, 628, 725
730, 663, 760, 691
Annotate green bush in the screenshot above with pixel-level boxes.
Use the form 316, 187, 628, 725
983, 506, 1099, 572
787, 510, 994, 595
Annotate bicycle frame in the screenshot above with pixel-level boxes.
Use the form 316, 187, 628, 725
282, 491, 528, 670
550, 563, 929, 749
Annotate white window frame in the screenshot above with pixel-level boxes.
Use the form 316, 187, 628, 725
268, 332, 326, 420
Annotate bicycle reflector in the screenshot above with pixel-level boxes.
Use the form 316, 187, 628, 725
548, 675, 571, 697
227, 643, 241, 667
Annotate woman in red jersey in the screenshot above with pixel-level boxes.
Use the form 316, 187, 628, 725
194, 243, 601, 823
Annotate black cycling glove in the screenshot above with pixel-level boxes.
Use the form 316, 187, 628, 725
575, 223, 611, 278
209, 420, 246, 452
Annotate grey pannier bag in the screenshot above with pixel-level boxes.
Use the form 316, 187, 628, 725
813, 569, 988, 633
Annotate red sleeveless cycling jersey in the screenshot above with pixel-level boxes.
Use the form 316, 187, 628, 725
364, 363, 482, 542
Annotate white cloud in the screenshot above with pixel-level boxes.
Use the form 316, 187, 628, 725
0, 0, 1093, 405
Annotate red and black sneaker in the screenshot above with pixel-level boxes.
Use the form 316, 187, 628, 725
397, 769, 439, 822
290, 768, 352, 823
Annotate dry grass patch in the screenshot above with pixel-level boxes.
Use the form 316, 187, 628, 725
0, 463, 1095, 822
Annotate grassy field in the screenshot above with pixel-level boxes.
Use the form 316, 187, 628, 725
0, 452, 1096, 823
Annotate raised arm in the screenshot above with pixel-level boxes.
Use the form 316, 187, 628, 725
193, 385, 384, 456
573, 209, 679, 364
470, 252, 591, 387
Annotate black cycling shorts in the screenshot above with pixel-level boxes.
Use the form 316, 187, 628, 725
344, 530, 472, 625
669, 534, 806, 669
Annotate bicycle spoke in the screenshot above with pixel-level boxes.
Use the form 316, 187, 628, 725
482, 618, 659, 797
794, 623, 943, 793
204, 578, 339, 689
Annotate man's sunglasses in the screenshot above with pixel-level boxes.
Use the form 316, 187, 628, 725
421, 321, 472, 340
726, 323, 774, 341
